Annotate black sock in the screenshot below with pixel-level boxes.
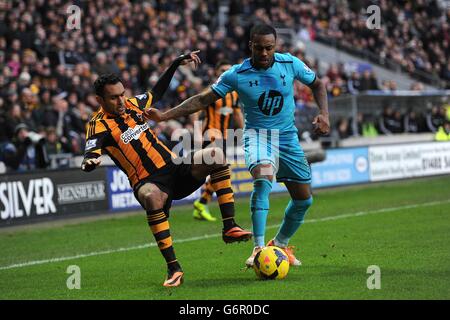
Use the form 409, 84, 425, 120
167, 260, 182, 276
223, 217, 236, 230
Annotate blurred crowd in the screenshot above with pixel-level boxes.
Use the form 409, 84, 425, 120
330, 104, 450, 141
274, 0, 450, 88
0, 0, 449, 172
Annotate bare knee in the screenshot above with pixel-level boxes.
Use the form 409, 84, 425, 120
138, 184, 168, 210
251, 164, 274, 181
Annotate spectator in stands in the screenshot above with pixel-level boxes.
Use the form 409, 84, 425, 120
445, 108, 450, 125
310, 0, 449, 88
349, 112, 363, 137
0, 96, 7, 142
138, 54, 157, 92
361, 114, 378, 137
58, 39, 85, 68
69, 101, 92, 137
443, 61, 450, 84
329, 77, 348, 97
369, 71, 380, 90
45, 126, 72, 156
435, 121, 450, 141
91, 52, 120, 76
326, 63, 341, 82
378, 106, 403, 135
347, 72, 361, 94
440, 105, 448, 122
331, 118, 351, 140
381, 80, 398, 92
6, 53, 21, 78
4, 104, 23, 140
426, 105, 446, 133
0, 0, 446, 172
1, 123, 49, 172
391, 110, 404, 133
404, 109, 425, 133
0, 50, 5, 71
359, 70, 379, 91
410, 82, 425, 91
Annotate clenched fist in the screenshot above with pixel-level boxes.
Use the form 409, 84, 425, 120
143, 108, 165, 122
312, 113, 330, 135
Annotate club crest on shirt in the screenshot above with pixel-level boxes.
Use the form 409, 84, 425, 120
280, 74, 286, 86
120, 123, 149, 144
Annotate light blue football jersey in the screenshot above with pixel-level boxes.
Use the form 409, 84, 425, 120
211, 52, 316, 133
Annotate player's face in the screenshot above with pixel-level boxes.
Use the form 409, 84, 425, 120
250, 34, 276, 69
97, 82, 126, 116
215, 64, 231, 78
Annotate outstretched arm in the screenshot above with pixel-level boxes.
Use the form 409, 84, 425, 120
150, 50, 201, 104
144, 88, 219, 122
309, 77, 330, 135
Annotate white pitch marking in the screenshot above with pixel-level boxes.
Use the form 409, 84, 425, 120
1, 199, 449, 271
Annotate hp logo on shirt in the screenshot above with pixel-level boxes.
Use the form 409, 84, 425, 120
257, 90, 284, 116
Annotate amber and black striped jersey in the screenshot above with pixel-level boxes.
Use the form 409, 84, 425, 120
202, 91, 241, 140
84, 92, 175, 188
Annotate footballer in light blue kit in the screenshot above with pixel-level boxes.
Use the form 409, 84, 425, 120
145, 24, 330, 268
211, 49, 316, 179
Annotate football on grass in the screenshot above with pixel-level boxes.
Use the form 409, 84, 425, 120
253, 246, 290, 280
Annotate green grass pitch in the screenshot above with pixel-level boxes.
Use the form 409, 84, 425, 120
0, 176, 449, 300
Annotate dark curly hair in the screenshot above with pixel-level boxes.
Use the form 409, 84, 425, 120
250, 24, 277, 41
94, 73, 122, 97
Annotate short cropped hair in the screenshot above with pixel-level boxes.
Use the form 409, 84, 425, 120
250, 24, 277, 41
94, 73, 122, 97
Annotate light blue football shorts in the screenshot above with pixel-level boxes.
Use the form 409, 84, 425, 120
243, 129, 312, 184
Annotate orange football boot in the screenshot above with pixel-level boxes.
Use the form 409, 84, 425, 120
267, 239, 302, 266
222, 225, 252, 243
163, 271, 184, 287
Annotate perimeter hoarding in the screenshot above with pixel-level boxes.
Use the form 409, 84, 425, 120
369, 141, 450, 181
0, 168, 108, 226
311, 147, 370, 188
